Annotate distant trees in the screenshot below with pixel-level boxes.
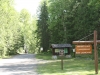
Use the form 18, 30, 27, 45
0, 0, 20, 56
0, 0, 37, 57
19, 9, 37, 53
19, 9, 31, 53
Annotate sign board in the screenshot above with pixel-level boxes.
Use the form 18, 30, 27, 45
59, 50, 64, 56
73, 49, 75, 52
75, 45, 92, 54
64, 48, 68, 53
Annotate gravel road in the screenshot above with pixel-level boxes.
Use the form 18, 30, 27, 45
0, 54, 39, 75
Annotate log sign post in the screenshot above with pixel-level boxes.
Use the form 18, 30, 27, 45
94, 30, 98, 74
59, 50, 64, 70
73, 30, 99, 74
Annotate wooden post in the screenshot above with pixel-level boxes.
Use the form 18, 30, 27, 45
74, 52, 75, 58
94, 30, 98, 74
61, 56, 63, 70
60, 50, 64, 70
52, 48, 55, 55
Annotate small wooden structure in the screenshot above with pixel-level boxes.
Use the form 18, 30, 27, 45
51, 44, 72, 55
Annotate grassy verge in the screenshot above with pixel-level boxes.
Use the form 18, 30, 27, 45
36, 53, 100, 75
0, 53, 19, 59
35, 52, 52, 60
0, 55, 13, 59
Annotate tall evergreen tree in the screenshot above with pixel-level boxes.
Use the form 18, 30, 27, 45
36, 1, 50, 52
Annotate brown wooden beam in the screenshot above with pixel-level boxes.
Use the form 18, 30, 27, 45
52, 48, 55, 55
73, 40, 100, 44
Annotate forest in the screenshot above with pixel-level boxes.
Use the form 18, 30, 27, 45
0, 0, 37, 57
37, 0, 100, 52
0, 0, 100, 57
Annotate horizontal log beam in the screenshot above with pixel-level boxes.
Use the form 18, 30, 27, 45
73, 40, 100, 44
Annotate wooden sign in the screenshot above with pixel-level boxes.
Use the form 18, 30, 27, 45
75, 45, 92, 54
72, 30, 98, 74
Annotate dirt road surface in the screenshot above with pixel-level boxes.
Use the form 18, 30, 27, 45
0, 54, 39, 75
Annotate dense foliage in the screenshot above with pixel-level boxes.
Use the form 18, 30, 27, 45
36, 0, 100, 52
0, 0, 37, 57
0, 0, 100, 56
36, 1, 50, 52
48, 0, 100, 43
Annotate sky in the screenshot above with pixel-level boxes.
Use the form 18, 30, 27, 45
14, 0, 41, 15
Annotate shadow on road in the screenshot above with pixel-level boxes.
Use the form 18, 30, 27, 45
0, 54, 39, 75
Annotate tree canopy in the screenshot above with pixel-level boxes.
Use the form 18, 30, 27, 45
0, 0, 100, 57
0, 0, 37, 57
36, 0, 100, 52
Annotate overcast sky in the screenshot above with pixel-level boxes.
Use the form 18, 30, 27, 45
14, 0, 41, 15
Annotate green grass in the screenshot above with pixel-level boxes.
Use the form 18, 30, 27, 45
35, 52, 52, 60
36, 53, 100, 75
